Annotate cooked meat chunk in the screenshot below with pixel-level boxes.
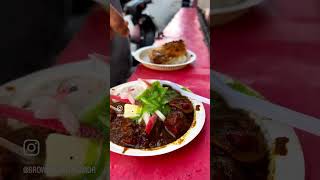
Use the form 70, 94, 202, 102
211, 91, 270, 180
169, 97, 194, 114
149, 40, 187, 64
164, 111, 189, 137
110, 84, 194, 149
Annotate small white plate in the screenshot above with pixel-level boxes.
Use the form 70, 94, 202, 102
110, 80, 206, 156
132, 46, 196, 71
212, 0, 264, 15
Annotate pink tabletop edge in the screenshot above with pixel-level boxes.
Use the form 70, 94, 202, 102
56, 7, 108, 65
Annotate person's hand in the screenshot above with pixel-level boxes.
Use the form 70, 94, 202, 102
110, 5, 129, 38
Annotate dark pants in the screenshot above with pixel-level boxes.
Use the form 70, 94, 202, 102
182, 0, 191, 7
110, 35, 132, 87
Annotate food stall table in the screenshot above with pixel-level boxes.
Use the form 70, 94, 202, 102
110, 8, 210, 180
212, 0, 320, 179
56, 7, 108, 64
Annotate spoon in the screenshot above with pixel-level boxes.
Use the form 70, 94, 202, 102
212, 70, 320, 136
212, 136, 267, 163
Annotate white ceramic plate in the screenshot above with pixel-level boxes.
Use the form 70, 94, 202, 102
0, 59, 109, 178
132, 46, 196, 71
212, 72, 305, 180
0, 59, 108, 129
110, 80, 206, 156
211, 0, 264, 15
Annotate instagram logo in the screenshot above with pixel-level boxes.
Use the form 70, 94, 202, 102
23, 139, 40, 156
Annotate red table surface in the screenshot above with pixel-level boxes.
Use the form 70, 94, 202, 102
110, 8, 210, 180
212, 0, 320, 179
57, 7, 108, 65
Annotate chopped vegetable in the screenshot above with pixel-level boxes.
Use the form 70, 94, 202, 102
110, 105, 119, 112
136, 81, 178, 117
181, 87, 191, 92
227, 81, 262, 99
118, 81, 188, 135
145, 114, 157, 135
142, 112, 151, 125
165, 126, 176, 138
81, 95, 108, 128
58, 103, 80, 135
138, 78, 151, 88
155, 110, 166, 121
123, 104, 142, 118
127, 94, 135, 104
137, 116, 143, 124
110, 95, 130, 104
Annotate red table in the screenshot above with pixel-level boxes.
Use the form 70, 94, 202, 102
110, 8, 210, 180
212, 0, 320, 179
57, 7, 108, 64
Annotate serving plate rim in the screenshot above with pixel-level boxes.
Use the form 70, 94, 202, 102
110, 79, 206, 156
211, 0, 264, 15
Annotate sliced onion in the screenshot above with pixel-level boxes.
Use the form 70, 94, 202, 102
127, 93, 135, 104
142, 112, 150, 125
30, 95, 81, 135
119, 91, 129, 99
110, 105, 120, 112
155, 110, 166, 121
58, 103, 80, 135
30, 96, 59, 119
165, 126, 176, 138
138, 78, 150, 89
137, 117, 143, 124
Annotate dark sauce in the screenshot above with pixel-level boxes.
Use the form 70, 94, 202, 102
274, 137, 289, 156
211, 91, 270, 180
195, 105, 200, 111
110, 88, 194, 149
